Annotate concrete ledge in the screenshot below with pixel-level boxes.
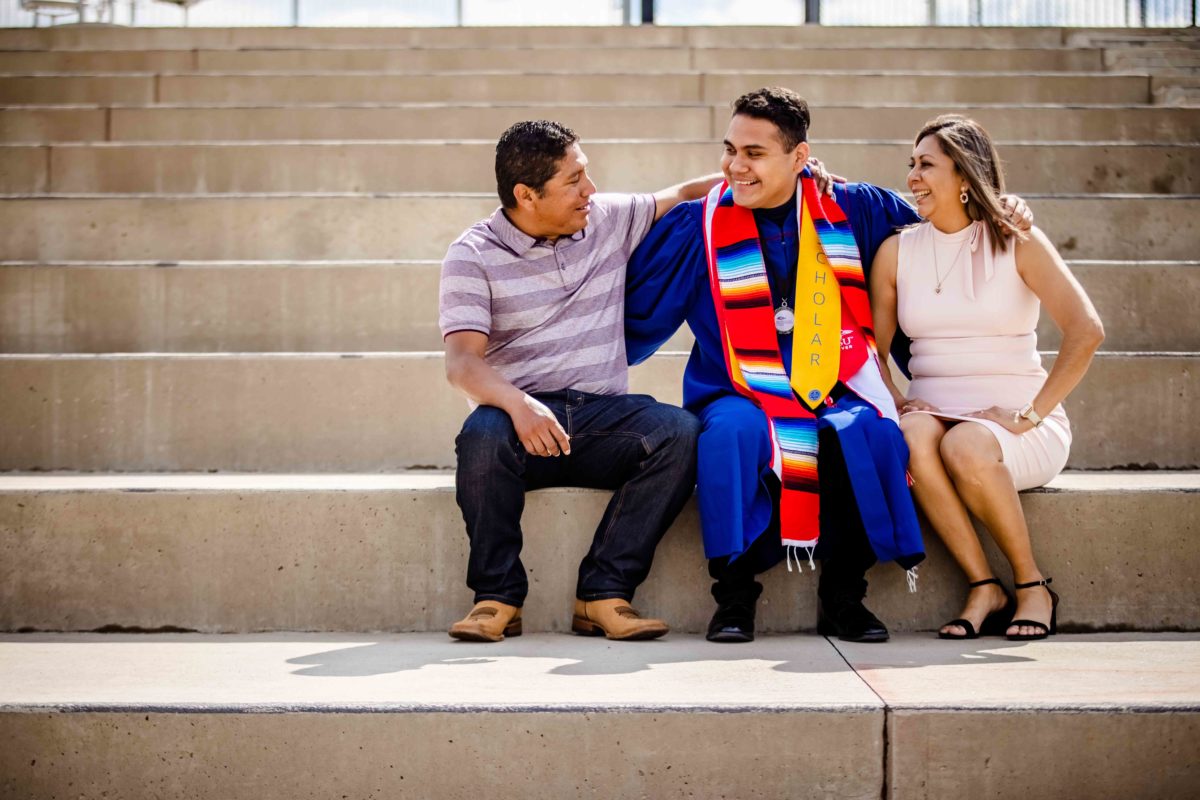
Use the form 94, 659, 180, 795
0, 26, 1090, 52
5, 104, 1196, 144
0, 46, 1105, 74
0, 472, 1195, 633
887, 710, 1200, 800
0, 260, 1191, 354
0, 195, 1195, 261
6, 141, 1195, 195
0, 352, 1190, 471
0, 74, 155, 105
0, 633, 1195, 799
0, 71, 1149, 106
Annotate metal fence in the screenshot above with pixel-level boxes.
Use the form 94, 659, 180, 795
3, 0, 1197, 28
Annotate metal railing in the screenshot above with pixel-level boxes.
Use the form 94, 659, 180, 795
2, 0, 1197, 28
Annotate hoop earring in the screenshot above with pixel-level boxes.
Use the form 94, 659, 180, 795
959, 187, 969, 205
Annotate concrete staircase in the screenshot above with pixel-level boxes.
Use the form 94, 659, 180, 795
1, 23, 1198, 799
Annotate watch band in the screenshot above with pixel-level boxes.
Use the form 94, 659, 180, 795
1018, 403, 1044, 428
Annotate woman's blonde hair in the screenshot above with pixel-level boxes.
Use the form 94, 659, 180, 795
915, 114, 1024, 251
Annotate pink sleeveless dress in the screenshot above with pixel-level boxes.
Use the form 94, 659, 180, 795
896, 221, 1071, 490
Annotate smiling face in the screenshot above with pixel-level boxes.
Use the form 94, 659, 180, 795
907, 134, 970, 227
721, 114, 809, 209
515, 142, 597, 240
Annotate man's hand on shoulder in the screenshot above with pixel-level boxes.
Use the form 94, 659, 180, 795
806, 156, 846, 198
999, 194, 1034, 232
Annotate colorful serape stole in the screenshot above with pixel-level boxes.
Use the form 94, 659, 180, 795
701, 174, 879, 554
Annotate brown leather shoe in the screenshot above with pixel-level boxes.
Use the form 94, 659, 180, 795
572, 598, 668, 640
448, 601, 522, 642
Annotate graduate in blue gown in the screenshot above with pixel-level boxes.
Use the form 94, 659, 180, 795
625, 88, 926, 643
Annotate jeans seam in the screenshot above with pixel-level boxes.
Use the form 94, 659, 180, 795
595, 474, 630, 553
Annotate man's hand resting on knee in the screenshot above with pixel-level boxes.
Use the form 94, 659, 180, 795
444, 330, 571, 458
512, 394, 571, 457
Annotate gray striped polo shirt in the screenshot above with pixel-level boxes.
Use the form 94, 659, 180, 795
439, 192, 656, 396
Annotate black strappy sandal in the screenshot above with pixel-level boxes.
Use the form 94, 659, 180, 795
937, 577, 1015, 640
1006, 577, 1059, 641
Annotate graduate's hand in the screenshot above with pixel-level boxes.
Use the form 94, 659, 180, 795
511, 394, 571, 457
899, 397, 939, 415
998, 194, 1033, 232
807, 157, 846, 198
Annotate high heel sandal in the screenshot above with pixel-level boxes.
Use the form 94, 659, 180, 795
938, 577, 1015, 640
1006, 577, 1059, 641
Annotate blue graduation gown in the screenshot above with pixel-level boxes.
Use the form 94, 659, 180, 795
625, 182, 924, 568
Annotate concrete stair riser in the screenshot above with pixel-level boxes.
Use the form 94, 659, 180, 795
0, 261, 1191, 354
0, 27, 1096, 51
0, 632, 1196, 799
886, 711, 1200, 800
0, 353, 1191, 471
0, 46, 1108, 73
0, 72, 1152, 105
0, 710, 884, 799
5, 105, 1197, 144
0, 475, 1195, 633
1105, 46, 1200, 70
2, 708, 1196, 799
9, 141, 1196, 195
1, 196, 1195, 261
701, 72, 1151, 105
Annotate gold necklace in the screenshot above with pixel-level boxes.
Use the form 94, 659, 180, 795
931, 233, 968, 295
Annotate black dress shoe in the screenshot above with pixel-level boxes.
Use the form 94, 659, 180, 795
817, 597, 889, 643
706, 600, 756, 643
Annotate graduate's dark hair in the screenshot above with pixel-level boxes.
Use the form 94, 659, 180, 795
495, 120, 579, 209
731, 87, 810, 151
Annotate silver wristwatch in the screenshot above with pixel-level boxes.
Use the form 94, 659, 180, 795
1016, 403, 1044, 428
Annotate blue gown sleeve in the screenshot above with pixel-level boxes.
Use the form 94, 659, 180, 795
624, 201, 707, 366
838, 181, 922, 377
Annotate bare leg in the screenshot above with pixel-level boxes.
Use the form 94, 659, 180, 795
939, 423, 1053, 637
901, 414, 1008, 636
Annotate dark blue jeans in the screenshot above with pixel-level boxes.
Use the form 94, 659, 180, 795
455, 390, 699, 607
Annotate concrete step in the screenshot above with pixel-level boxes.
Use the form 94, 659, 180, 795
0, 632, 1197, 800
0, 260, 1191, 355
0, 352, 1191, 471
0, 26, 1102, 52
0, 71, 1152, 105
3, 632, 1196, 799
5, 103, 1196, 144
1105, 45, 1200, 71
1155, 74, 1200, 106
2, 195, 1194, 262
0, 472, 1196, 634
0, 46, 1107, 74
6, 140, 1195, 195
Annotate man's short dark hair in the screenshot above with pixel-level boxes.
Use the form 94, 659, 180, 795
495, 120, 579, 209
731, 87, 810, 151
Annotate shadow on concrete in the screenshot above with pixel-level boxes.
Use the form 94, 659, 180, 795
280, 632, 1084, 678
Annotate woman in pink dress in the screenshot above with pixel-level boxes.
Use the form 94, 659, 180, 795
870, 115, 1105, 641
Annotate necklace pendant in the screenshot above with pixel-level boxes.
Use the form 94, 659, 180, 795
935, 286, 942, 295
774, 304, 795, 335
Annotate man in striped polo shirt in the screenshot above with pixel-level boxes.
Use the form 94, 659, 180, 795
439, 120, 720, 642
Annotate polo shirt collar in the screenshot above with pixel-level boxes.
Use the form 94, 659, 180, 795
488, 206, 587, 256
